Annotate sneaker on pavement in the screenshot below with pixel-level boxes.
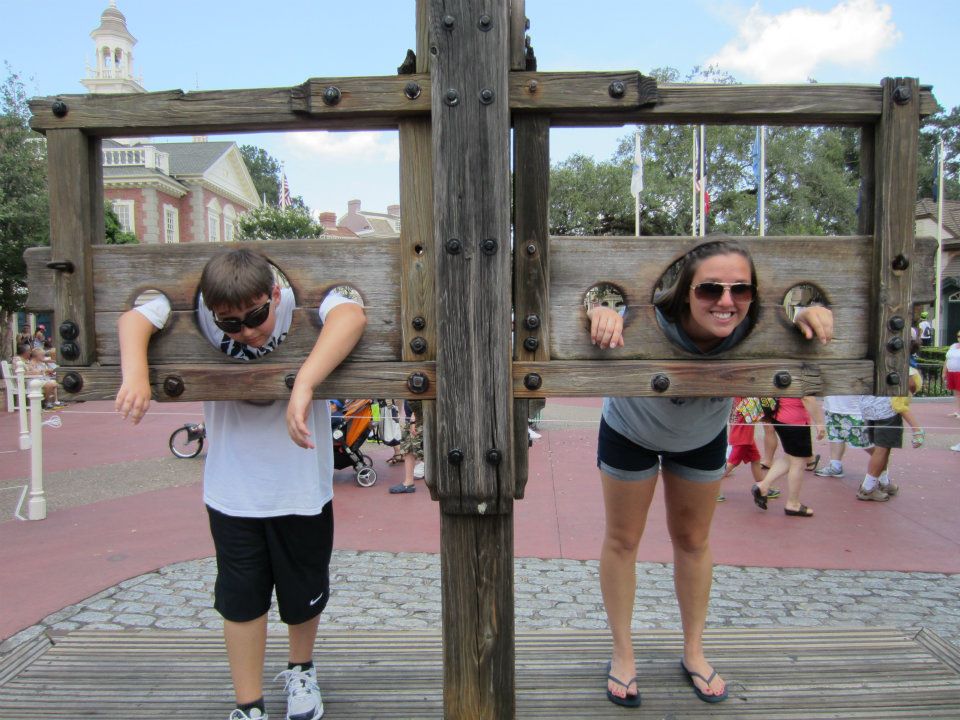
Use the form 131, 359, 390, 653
276, 666, 323, 720
766, 488, 781, 499
856, 486, 889, 502
815, 465, 844, 478
229, 709, 267, 720
413, 461, 425, 479
951, 443, 960, 452
879, 482, 899, 497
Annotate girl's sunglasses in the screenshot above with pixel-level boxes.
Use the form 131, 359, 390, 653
692, 282, 756, 302
213, 300, 271, 334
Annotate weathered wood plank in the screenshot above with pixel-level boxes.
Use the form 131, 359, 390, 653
872, 78, 919, 395
46, 130, 101, 367
509, 0, 527, 71
55, 362, 437, 403
859, 125, 876, 235
30, 78, 935, 136
512, 360, 874, 398
2, 627, 958, 718
431, 0, 513, 515
912, 236, 938, 305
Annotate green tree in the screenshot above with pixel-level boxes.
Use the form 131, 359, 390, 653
103, 202, 137, 244
236, 205, 324, 240
0, 64, 48, 355
919, 106, 960, 201
239, 144, 307, 210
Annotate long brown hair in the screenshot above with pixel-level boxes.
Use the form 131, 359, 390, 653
654, 239, 760, 327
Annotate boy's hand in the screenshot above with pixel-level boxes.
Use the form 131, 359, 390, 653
286, 385, 315, 449
814, 424, 826, 441
115, 378, 152, 424
587, 306, 625, 349
794, 306, 834, 344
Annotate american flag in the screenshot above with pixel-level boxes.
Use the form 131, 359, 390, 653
279, 167, 291, 209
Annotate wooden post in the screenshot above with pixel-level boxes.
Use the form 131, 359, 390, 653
46, 129, 102, 367
872, 77, 919, 395
512, 115, 549, 499
431, 0, 514, 717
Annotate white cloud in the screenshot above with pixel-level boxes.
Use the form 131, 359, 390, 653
282, 130, 399, 163
706, 0, 901, 83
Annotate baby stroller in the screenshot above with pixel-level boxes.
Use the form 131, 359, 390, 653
331, 399, 377, 487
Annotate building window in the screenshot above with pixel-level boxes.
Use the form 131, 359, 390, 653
163, 206, 179, 244
112, 200, 134, 233
208, 212, 220, 242
224, 220, 235, 243
223, 205, 237, 243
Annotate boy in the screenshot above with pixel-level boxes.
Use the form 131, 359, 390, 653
116, 248, 366, 720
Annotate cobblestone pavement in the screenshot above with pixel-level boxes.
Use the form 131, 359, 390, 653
4, 550, 958, 654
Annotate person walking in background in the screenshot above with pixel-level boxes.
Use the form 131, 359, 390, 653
389, 400, 424, 494
917, 312, 934, 347
722, 398, 778, 501
815, 395, 872, 478
943, 330, 960, 419
752, 396, 824, 517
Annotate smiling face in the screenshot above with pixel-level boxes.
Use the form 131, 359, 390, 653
211, 285, 281, 349
681, 253, 754, 351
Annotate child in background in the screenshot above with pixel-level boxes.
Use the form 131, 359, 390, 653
721, 398, 778, 502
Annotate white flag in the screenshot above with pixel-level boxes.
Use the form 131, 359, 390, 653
630, 129, 643, 196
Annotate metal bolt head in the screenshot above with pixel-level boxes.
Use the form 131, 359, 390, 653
58, 321, 79, 340
524, 314, 540, 330
163, 375, 185, 397
886, 336, 904, 352
407, 372, 429, 394
481, 238, 498, 255
447, 448, 464, 465
478, 13, 492, 31
59, 341, 80, 361
524, 373, 542, 390
486, 448, 502, 466
893, 85, 912, 105
61, 371, 83, 394
442, 14, 455, 29
773, 371, 793, 389
526, 243, 537, 256
412, 316, 426, 331
523, 336, 539, 352
651, 374, 670, 393
410, 337, 428, 354
322, 86, 341, 106
444, 89, 460, 107
888, 316, 905, 331
403, 81, 421, 100
886, 371, 901, 386
445, 238, 462, 254
527, 80, 538, 94
479, 88, 495, 105
891, 254, 910, 271
52, 100, 68, 118
608, 81, 626, 99
285, 373, 296, 390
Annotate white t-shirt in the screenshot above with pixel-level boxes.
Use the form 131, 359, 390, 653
822, 395, 862, 416
946, 344, 960, 373
136, 287, 357, 517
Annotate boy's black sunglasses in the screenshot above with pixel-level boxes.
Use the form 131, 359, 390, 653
692, 282, 756, 302
213, 300, 272, 334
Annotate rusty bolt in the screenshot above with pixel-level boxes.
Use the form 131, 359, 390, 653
886, 371, 901, 386
608, 81, 626, 99
893, 85, 912, 105
52, 100, 68, 117
524, 314, 540, 330
446, 238, 462, 254
412, 316, 426, 331
524, 373, 542, 390
61, 372, 83, 394
444, 89, 460, 107
486, 448, 502, 465
774, 371, 793, 389
527, 80, 538, 94
59, 341, 80, 361
886, 336, 904, 352
651, 374, 670, 393
410, 336, 428, 354
59, 321, 79, 340
888, 316, 905, 331
479, 88, 495, 105
526, 243, 537, 255
403, 81, 422, 100
163, 375, 185, 397
447, 448, 464, 465
481, 238, 498, 255
407, 372, 429, 394
523, 336, 539, 352
442, 14, 455, 29
891, 254, 910, 271
322, 86, 341, 106
478, 14, 492, 31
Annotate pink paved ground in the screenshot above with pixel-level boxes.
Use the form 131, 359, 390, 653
1, 399, 958, 641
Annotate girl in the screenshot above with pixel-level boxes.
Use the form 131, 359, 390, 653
588, 240, 833, 707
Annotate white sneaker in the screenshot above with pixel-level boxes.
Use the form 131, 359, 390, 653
814, 465, 844, 478
413, 461, 425, 479
275, 666, 323, 720
229, 709, 267, 720
951, 443, 960, 452
527, 427, 541, 440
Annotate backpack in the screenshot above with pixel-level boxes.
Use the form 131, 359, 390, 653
759, 397, 779, 421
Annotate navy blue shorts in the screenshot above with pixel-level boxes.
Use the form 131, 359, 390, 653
597, 417, 727, 483
207, 503, 333, 625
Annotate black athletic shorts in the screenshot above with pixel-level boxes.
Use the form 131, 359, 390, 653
207, 503, 334, 625
597, 417, 727, 482
865, 414, 903, 449
771, 420, 813, 458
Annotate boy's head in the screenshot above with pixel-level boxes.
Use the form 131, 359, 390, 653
199, 248, 280, 349
17, 343, 31, 359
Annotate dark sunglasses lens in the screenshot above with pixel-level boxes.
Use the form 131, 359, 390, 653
214, 318, 242, 333
730, 284, 755, 300
693, 283, 724, 301
244, 302, 271, 329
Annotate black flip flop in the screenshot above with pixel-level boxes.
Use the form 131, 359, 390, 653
605, 661, 641, 707
805, 454, 821, 472
784, 504, 813, 517
751, 484, 767, 510
680, 660, 728, 703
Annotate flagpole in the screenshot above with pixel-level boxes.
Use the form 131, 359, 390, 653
699, 125, 706, 237
631, 128, 642, 237
759, 126, 766, 237
934, 136, 945, 345
691, 127, 697, 237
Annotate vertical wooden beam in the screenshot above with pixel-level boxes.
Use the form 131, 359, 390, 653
46, 129, 102, 366
431, 1, 515, 717
858, 126, 875, 236
872, 77, 919, 395
416, 0, 431, 73
512, 115, 549, 499
509, 0, 527, 71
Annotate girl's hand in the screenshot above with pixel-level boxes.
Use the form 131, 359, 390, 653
794, 306, 834, 344
587, 306, 625, 349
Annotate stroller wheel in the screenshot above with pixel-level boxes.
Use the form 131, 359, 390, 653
360, 453, 374, 467
356, 466, 377, 487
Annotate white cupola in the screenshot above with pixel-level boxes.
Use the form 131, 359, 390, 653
81, 1, 145, 94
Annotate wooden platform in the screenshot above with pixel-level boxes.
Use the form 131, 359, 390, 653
2, 627, 959, 718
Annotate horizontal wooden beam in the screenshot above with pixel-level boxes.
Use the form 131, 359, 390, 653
512, 360, 875, 398
56, 361, 437, 403
29, 75, 936, 136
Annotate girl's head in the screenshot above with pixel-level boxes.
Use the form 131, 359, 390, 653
655, 240, 759, 350
30, 348, 46, 362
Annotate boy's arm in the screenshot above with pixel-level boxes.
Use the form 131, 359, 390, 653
801, 396, 825, 440
115, 310, 160, 424
287, 302, 366, 449
793, 306, 834, 344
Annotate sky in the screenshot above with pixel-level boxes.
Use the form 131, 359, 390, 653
3, 0, 957, 217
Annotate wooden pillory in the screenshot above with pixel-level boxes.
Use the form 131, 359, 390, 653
24, 1, 938, 717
